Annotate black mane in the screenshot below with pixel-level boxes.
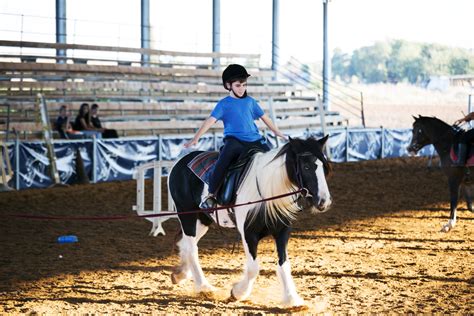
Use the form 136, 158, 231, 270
414, 116, 454, 131
274, 137, 331, 181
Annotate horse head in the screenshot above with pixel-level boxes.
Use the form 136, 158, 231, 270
283, 136, 332, 213
407, 115, 455, 155
407, 115, 432, 155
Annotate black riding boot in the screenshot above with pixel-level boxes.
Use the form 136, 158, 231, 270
453, 143, 468, 167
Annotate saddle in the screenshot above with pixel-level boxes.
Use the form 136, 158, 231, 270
187, 146, 265, 206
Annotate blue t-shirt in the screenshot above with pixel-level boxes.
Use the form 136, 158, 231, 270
210, 96, 264, 142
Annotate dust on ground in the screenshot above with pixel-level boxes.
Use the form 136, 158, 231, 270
0, 157, 472, 314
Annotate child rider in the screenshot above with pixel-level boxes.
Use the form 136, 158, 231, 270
184, 64, 288, 209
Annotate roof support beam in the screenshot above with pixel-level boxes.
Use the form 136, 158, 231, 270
55, 0, 66, 63
322, 0, 330, 110
141, 0, 150, 66
212, 0, 221, 69
272, 0, 280, 75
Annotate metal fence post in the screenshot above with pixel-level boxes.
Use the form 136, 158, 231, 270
15, 135, 20, 189
92, 136, 97, 183
345, 126, 349, 162
213, 132, 217, 151
158, 134, 163, 160
268, 97, 279, 148
469, 94, 472, 128
380, 126, 385, 159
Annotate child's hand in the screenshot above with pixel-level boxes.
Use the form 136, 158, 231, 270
454, 118, 465, 126
184, 139, 198, 148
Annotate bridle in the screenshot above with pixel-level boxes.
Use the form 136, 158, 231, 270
294, 151, 315, 199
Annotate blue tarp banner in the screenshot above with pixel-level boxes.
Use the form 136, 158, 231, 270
4, 128, 435, 190
96, 138, 159, 182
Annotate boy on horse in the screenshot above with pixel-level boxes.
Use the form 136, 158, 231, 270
453, 112, 474, 166
184, 64, 287, 209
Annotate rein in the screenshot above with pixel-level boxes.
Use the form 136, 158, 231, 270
3, 189, 305, 221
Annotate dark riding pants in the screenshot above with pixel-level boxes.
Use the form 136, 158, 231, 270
208, 137, 270, 194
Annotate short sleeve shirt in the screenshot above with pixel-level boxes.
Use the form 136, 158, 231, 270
210, 96, 264, 142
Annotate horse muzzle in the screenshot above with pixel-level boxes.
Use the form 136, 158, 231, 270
315, 196, 332, 212
407, 143, 420, 155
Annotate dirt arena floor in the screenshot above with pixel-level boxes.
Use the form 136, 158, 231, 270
1, 156, 473, 314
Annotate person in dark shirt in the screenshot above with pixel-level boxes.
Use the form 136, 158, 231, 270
55, 105, 83, 139
90, 103, 118, 139
73, 103, 102, 139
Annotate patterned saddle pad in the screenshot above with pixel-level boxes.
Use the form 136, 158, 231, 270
450, 147, 474, 167
187, 151, 219, 185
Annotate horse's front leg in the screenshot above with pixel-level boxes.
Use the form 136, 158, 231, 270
274, 227, 305, 307
231, 233, 259, 301
442, 178, 461, 232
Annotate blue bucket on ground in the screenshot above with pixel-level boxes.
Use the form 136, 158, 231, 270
57, 235, 78, 244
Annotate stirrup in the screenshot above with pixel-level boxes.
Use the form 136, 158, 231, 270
199, 194, 217, 209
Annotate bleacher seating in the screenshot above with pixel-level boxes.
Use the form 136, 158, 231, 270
0, 40, 345, 139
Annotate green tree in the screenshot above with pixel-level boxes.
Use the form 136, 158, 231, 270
331, 48, 350, 81
449, 57, 469, 75
349, 41, 391, 83
344, 40, 474, 84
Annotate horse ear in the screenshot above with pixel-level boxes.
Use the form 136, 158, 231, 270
412, 115, 417, 121
318, 135, 329, 147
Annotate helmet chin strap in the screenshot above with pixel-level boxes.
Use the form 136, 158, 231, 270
231, 88, 247, 99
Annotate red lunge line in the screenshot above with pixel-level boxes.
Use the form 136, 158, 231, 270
3, 189, 304, 221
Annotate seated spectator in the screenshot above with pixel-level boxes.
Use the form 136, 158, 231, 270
55, 105, 84, 139
90, 103, 119, 139
73, 103, 102, 139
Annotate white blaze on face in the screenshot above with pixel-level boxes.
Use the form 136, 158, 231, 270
315, 159, 331, 207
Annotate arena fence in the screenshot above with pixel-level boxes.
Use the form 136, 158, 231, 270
132, 160, 175, 236
4, 127, 434, 190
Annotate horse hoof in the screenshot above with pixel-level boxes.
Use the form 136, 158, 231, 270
171, 272, 179, 284
197, 291, 215, 300
227, 290, 238, 302
440, 225, 451, 233
171, 268, 187, 284
285, 305, 309, 312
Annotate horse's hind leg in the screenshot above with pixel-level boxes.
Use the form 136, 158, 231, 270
174, 220, 214, 293
464, 184, 473, 212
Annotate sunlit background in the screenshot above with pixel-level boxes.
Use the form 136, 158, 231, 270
1, 0, 473, 67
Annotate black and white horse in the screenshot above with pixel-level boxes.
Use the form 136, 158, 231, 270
168, 136, 332, 307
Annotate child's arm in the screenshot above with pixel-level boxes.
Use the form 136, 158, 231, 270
184, 116, 217, 148
455, 112, 474, 125
260, 114, 287, 140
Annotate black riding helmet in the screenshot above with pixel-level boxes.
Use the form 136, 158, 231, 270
222, 64, 251, 90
